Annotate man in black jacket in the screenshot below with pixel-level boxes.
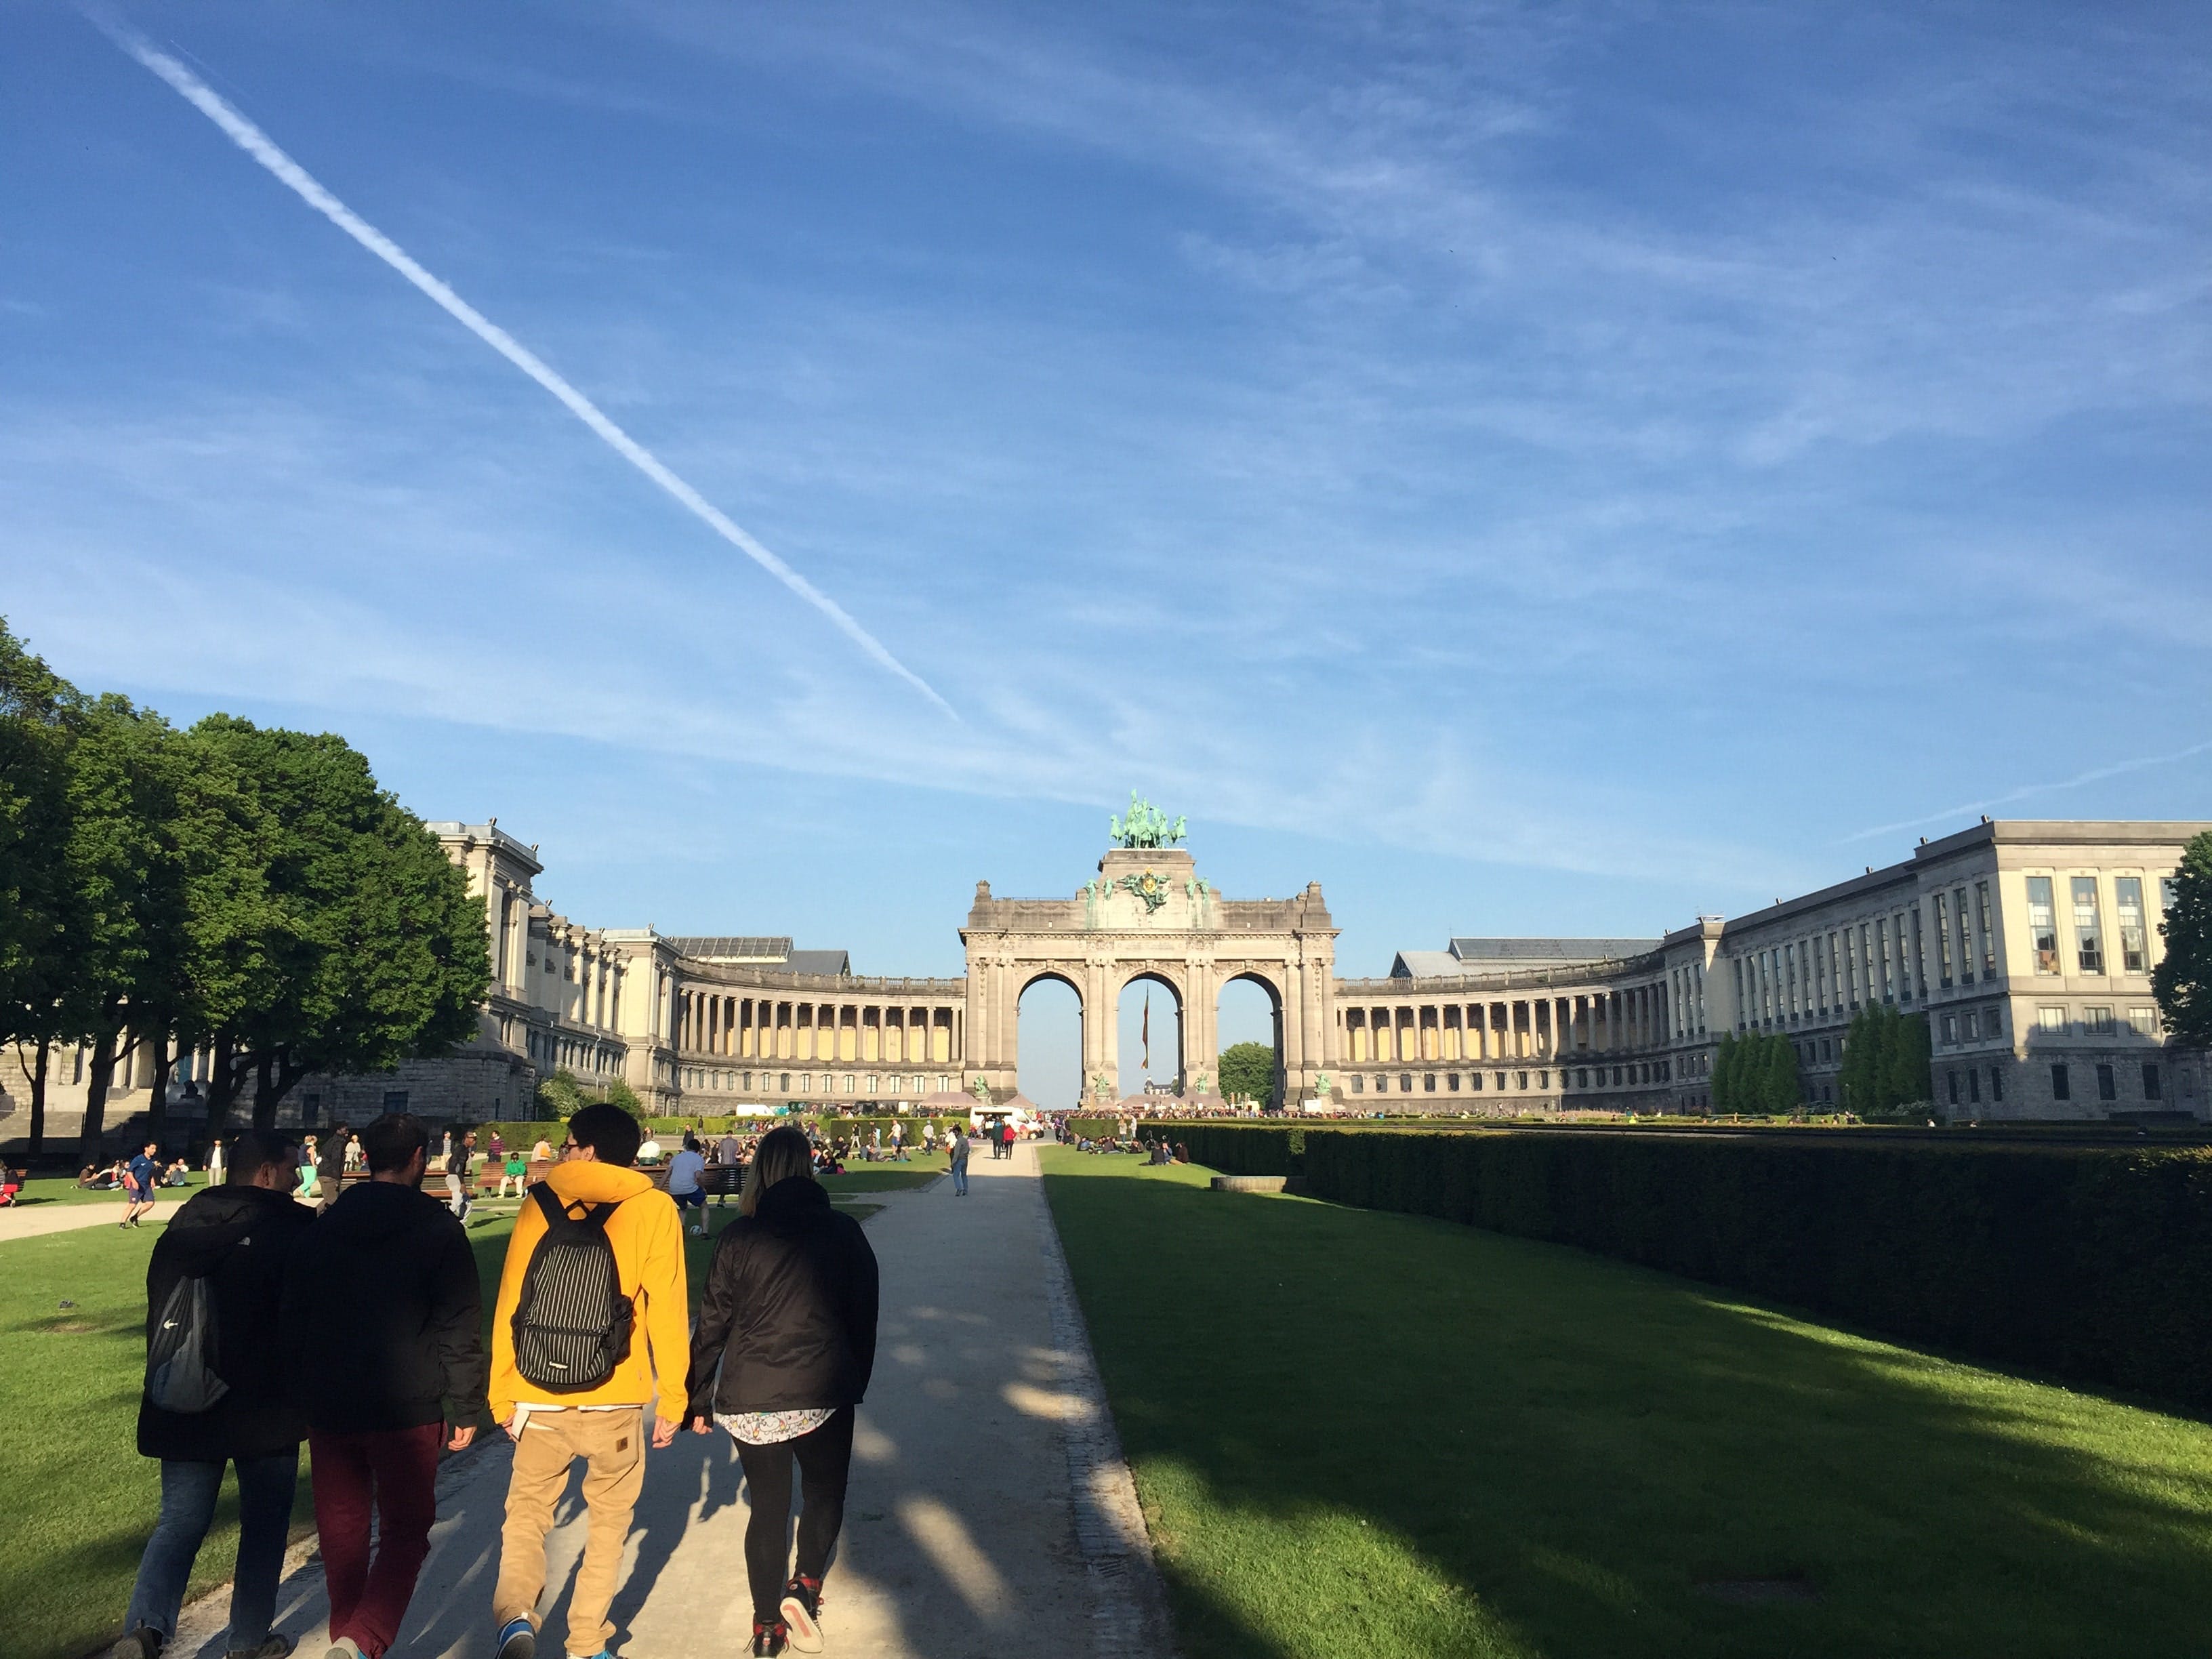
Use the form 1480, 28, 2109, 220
282, 1114, 487, 1659
110, 1129, 314, 1659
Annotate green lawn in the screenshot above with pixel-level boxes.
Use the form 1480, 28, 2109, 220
1040, 1147, 2212, 1659
7, 1174, 209, 1208
2, 1176, 920, 1659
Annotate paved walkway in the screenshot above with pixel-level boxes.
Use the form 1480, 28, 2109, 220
169, 1144, 1172, 1659
0, 1194, 188, 1241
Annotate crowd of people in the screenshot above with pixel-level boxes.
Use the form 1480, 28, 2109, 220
108, 1107, 886, 1659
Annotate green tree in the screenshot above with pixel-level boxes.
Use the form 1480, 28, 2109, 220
1840, 1003, 1931, 1117
0, 620, 77, 1158
1217, 1040, 1278, 1105
2153, 831, 2212, 1048
536, 1067, 590, 1118
604, 1076, 642, 1114
188, 718, 491, 1130
1761, 1033, 1803, 1114
1711, 1031, 1741, 1113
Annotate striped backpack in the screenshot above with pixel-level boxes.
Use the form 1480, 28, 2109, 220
512, 1185, 634, 1393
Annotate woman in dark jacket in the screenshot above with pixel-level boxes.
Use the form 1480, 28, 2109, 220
112, 1130, 314, 1659
686, 1126, 878, 1657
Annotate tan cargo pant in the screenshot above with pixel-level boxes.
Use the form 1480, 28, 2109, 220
493, 1406, 646, 1657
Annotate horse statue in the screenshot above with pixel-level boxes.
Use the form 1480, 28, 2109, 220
1108, 790, 1188, 849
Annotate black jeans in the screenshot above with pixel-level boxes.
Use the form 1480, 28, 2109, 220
125, 1451, 299, 1646
731, 1407, 855, 1622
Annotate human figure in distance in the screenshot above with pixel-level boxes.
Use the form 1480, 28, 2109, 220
489, 1103, 689, 1659
283, 1113, 487, 1659
687, 1126, 879, 1656
712, 1126, 744, 1207
947, 1121, 970, 1197
119, 1140, 161, 1227
666, 1130, 709, 1237
110, 1130, 313, 1659
316, 1127, 350, 1214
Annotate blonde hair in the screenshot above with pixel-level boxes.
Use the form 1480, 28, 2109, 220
739, 1126, 816, 1216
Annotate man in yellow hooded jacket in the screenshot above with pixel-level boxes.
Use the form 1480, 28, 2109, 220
487, 1103, 689, 1659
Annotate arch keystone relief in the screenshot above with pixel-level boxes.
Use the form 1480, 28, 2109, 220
964, 839, 1337, 1108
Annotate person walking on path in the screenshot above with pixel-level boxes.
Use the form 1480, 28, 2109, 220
685, 1126, 879, 1657
712, 1129, 743, 1207
666, 1132, 709, 1237
110, 1130, 315, 1659
315, 1128, 350, 1214
444, 1130, 478, 1221
946, 1124, 970, 1196
488, 1103, 689, 1659
282, 1113, 488, 1659
121, 1140, 161, 1227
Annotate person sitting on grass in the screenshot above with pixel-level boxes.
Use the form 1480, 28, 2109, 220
0, 1162, 22, 1206
110, 1129, 313, 1659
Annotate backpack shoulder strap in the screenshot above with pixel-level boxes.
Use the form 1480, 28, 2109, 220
529, 1182, 625, 1237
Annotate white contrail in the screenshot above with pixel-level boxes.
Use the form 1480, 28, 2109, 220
92, 18, 956, 718
1839, 737, 2212, 844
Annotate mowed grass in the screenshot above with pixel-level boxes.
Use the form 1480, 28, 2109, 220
3, 1171, 917, 1659
1040, 1147, 2212, 1659
7, 1174, 209, 1208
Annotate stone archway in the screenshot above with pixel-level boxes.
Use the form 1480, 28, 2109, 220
1116, 967, 1186, 1099
1015, 968, 1085, 1111
1216, 968, 1286, 1107
961, 842, 1338, 1110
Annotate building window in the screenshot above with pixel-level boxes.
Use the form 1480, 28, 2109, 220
1350, 1075, 1364, 1094
302, 1092, 321, 1127
2143, 1063, 2163, 1101
2037, 1006, 2065, 1033
780, 1073, 791, 1092
382, 1090, 409, 1111
1448, 1071, 1462, 1091
743, 1072, 754, 1090
2051, 1063, 2070, 1101
1515, 1071, 1529, 1090
1967, 1069, 1981, 1105
2129, 1006, 2158, 1038
2096, 1063, 2117, 1103
1613, 1065, 1625, 1086
1985, 1006, 2003, 1038
2086, 1006, 2115, 1035
1941, 1014, 1957, 1046
1965, 1009, 1983, 1042
2072, 878, 2104, 975
1577, 1067, 1589, 1088
1470, 1072, 1483, 1091
1495, 1072, 1507, 1091
1974, 882, 1996, 981
1947, 1071, 1960, 1105
1988, 1067, 2005, 1104
2115, 878, 2148, 975
2026, 878, 2058, 974
1933, 893, 1954, 986
1423, 1073, 1437, 1092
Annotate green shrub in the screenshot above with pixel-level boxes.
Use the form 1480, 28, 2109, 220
1296, 1128, 2212, 1413
1065, 1115, 1123, 1143
1145, 1122, 1307, 1174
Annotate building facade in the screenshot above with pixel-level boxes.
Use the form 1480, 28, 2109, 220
6, 817, 2207, 1149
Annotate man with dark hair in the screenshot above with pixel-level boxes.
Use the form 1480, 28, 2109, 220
110, 1131, 313, 1659
121, 1139, 161, 1227
488, 1103, 686, 1659
283, 1114, 487, 1659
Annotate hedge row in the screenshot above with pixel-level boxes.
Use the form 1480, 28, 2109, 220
1065, 1116, 1126, 1143
1173, 1124, 2212, 1412
1145, 1122, 1308, 1174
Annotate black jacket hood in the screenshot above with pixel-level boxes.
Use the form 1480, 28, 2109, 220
163, 1182, 302, 1273
755, 1174, 831, 1234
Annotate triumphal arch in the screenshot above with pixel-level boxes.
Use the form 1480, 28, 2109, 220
962, 796, 1338, 1107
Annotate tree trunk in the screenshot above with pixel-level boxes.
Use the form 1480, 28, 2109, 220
251, 1051, 280, 1130
77, 1027, 119, 1167
206, 1031, 241, 1139
144, 1033, 174, 1152
23, 1041, 48, 1162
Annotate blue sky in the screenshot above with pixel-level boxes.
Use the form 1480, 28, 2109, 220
5, 1, 2209, 1086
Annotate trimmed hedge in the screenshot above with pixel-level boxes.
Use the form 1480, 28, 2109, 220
1287, 1128, 2212, 1413
1145, 1122, 1308, 1175
1065, 1116, 1124, 1143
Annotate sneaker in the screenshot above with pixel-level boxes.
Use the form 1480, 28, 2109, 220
750, 1622, 787, 1657
495, 1618, 536, 1659
225, 1637, 295, 1659
109, 1629, 163, 1659
779, 1576, 825, 1654
325, 1639, 363, 1659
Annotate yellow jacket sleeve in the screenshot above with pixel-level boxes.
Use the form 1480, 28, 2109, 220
636, 1194, 691, 1416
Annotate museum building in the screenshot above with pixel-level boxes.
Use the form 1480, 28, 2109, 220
7, 816, 2207, 1143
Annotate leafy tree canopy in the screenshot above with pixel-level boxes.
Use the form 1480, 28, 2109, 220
1217, 1040, 1277, 1105
2152, 831, 2212, 1048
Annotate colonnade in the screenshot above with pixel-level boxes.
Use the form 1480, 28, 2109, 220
675, 988, 962, 1067
1337, 983, 1674, 1065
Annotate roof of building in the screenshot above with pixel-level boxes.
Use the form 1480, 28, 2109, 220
666, 936, 793, 961
1389, 950, 1464, 978
784, 949, 852, 977
1448, 937, 1660, 964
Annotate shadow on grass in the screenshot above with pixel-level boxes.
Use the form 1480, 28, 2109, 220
1044, 1155, 2212, 1659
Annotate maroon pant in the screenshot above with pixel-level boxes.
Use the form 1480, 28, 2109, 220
310, 1422, 443, 1658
